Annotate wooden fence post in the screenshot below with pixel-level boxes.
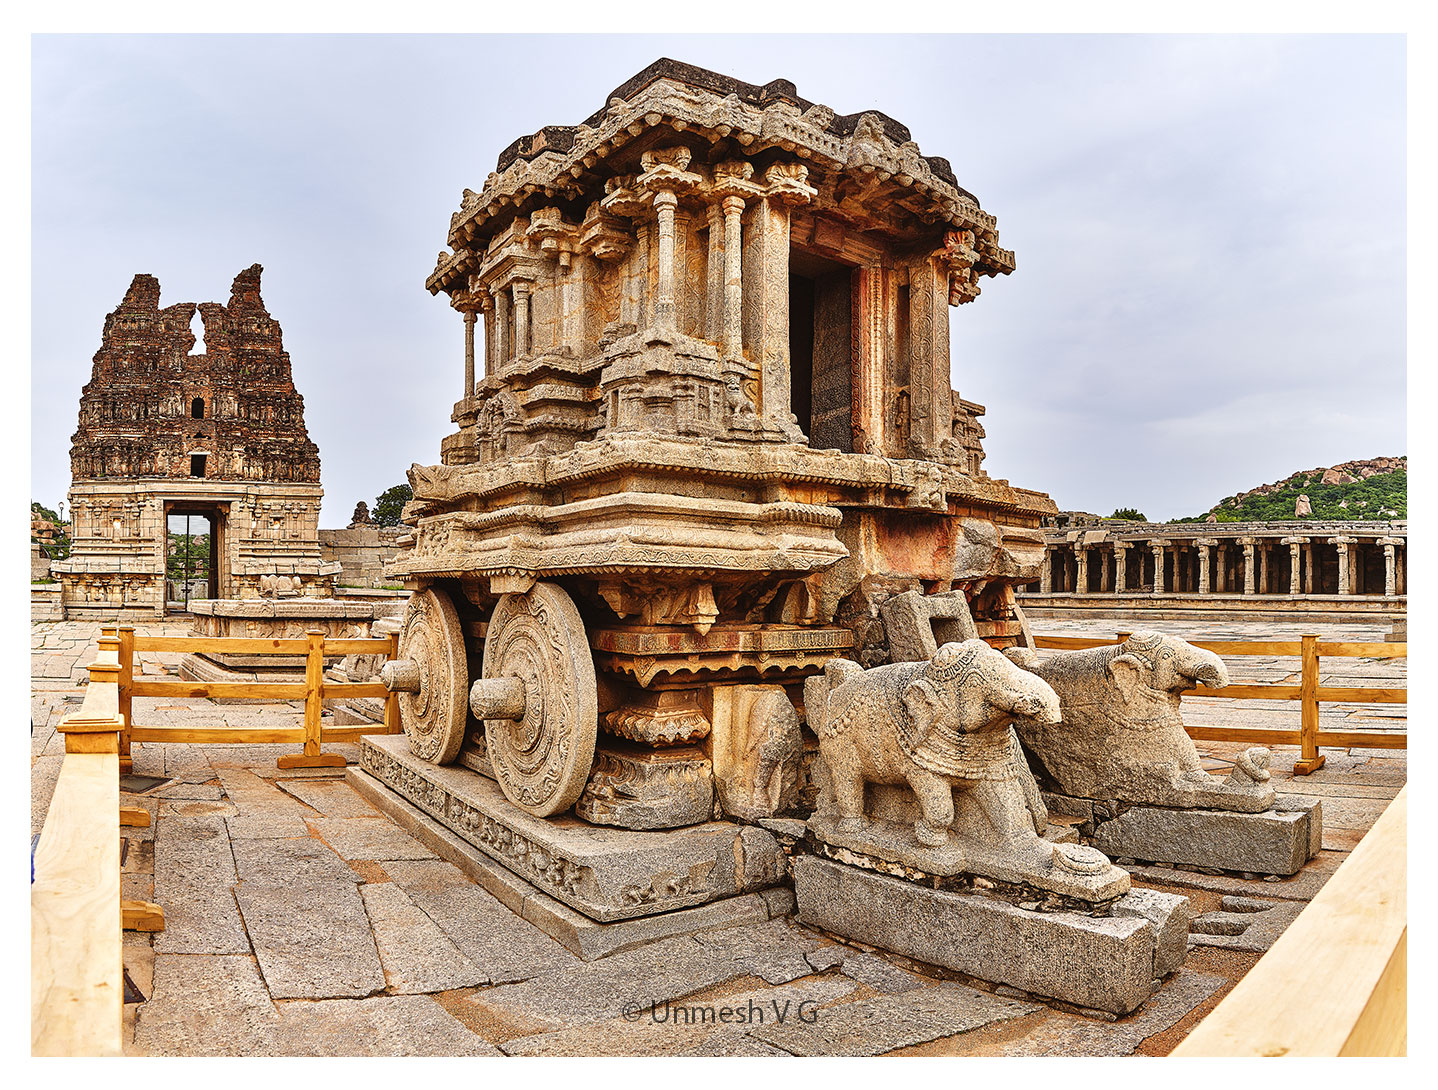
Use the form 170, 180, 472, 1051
1295, 634, 1326, 775
116, 626, 134, 772
384, 629, 402, 735
276, 630, 345, 769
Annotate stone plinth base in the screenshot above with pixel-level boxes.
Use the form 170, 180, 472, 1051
793, 854, 1189, 1016
1089, 796, 1322, 877
347, 760, 794, 960
358, 734, 784, 923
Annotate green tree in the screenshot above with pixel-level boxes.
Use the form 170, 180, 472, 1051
373, 483, 413, 527
1109, 507, 1146, 521
31, 499, 72, 559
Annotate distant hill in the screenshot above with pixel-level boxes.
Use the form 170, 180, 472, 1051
1176, 456, 1406, 523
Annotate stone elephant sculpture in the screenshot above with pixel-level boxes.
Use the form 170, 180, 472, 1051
1005, 631, 1274, 812
811, 639, 1062, 848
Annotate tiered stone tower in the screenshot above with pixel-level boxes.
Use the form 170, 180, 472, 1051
54, 265, 339, 619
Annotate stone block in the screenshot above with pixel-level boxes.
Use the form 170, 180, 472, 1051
359, 734, 784, 922
575, 742, 715, 830
272, 996, 501, 1056
235, 879, 386, 999
359, 882, 489, 992
1093, 798, 1319, 876
133, 955, 281, 1056
793, 854, 1187, 1016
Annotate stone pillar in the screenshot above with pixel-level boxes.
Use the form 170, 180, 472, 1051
512, 282, 531, 360
1152, 543, 1166, 594
721, 196, 745, 359
1242, 539, 1256, 595
1040, 546, 1053, 594
1285, 539, 1302, 595
705, 203, 724, 341
462, 310, 477, 400
1114, 543, 1129, 593
1197, 541, 1212, 594
1303, 542, 1314, 594
853, 265, 886, 455
1382, 540, 1397, 596
494, 289, 511, 366
742, 197, 794, 430
1075, 547, 1089, 595
481, 295, 496, 379
1331, 537, 1354, 595
651, 189, 679, 336
1099, 545, 1112, 592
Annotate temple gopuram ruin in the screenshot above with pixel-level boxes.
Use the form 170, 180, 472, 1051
52, 265, 339, 620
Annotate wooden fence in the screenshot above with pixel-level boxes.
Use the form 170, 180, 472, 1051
108, 625, 401, 769
1032, 633, 1406, 775
1173, 787, 1406, 1056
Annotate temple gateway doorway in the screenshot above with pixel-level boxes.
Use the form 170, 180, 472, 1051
165, 503, 224, 613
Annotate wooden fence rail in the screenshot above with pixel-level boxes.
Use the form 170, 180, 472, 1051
1172, 787, 1406, 1056
107, 626, 401, 770
1031, 633, 1406, 775
33, 637, 131, 1056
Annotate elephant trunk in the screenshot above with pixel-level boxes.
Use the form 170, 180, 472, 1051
1000, 668, 1062, 725
1182, 648, 1230, 689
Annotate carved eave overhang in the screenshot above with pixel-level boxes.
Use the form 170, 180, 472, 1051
427, 61, 1015, 297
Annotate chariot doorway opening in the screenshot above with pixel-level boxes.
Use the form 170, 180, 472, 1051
788, 251, 856, 452
164, 504, 222, 613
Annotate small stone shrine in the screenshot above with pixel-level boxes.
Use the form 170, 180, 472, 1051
53, 265, 339, 619
356, 59, 1204, 1017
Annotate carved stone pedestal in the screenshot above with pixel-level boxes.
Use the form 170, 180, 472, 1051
793, 855, 1190, 1017
358, 734, 783, 922
1074, 795, 1323, 877
575, 742, 715, 830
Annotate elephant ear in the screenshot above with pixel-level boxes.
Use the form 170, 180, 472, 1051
1106, 653, 1146, 703
902, 677, 944, 745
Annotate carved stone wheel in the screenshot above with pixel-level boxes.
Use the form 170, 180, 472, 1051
397, 586, 468, 765
482, 582, 598, 817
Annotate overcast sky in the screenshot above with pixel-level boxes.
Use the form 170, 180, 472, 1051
30, 33, 1405, 524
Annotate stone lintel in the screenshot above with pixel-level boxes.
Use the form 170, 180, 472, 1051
1092, 798, 1321, 877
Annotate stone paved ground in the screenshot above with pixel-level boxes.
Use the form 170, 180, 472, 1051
30, 617, 1406, 1057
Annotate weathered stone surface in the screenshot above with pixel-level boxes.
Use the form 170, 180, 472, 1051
1011, 632, 1276, 812
501, 976, 857, 1056
273, 996, 501, 1056
795, 855, 1181, 1015
152, 815, 250, 955
1093, 802, 1315, 876
1111, 886, 1191, 975
1188, 894, 1304, 952
308, 815, 437, 862
807, 641, 1126, 902
133, 955, 280, 1056
350, 764, 786, 960
232, 837, 360, 885
705, 684, 802, 820
575, 742, 715, 830
690, 918, 828, 985
226, 813, 312, 839
360, 734, 783, 922
836, 949, 930, 994
751, 980, 1038, 1056
235, 879, 386, 999
403, 881, 578, 983
359, 882, 488, 993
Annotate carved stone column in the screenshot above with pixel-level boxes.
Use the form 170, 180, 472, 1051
1382, 539, 1397, 596
494, 289, 511, 366
1040, 546, 1053, 594
462, 311, 477, 399
1284, 538, 1302, 595
1114, 542, 1129, 593
479, 293, 496, 379
1242, 539, 1256, 595
1075, 546, 1089, 595
1099, 545, 1112, 592
1302, 542, 1314, 594
721, 196, 745, 359
512, 281, 531, 360
1331, 537, 1355, 595
651, 189, 679, 337
1197, 540, 1213, 594
1152, 544, 1166, 594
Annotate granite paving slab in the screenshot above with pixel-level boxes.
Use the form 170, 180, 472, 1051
218, 767, 314, 818
473, 934, 762, 1029
232, 837, 361, 885
360, 882, 489, 993
309, 816, 437, 861
501, 975, 858, 1056
404, 882, 579, 984
277, 778, 378, 817
690, 918, 828, 985
133, 955, 281, 1056
30, 755, 62, 838
1188, 896, 1304, 953
236, 879, 386, 999
153, 815, 250, 955
751, 981, 1039, 1056
836, 950, 930, 994
271, 996, 502, 1056
226, 814, 313, 839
